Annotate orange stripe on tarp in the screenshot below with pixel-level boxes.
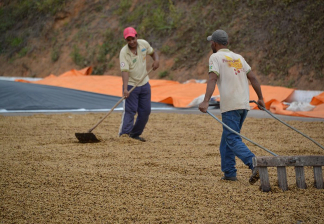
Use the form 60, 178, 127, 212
15, 67, 324, 118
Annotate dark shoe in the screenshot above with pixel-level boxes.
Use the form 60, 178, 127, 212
221, 176, 238, 181
249, 168, 260, 185
130, 135, 146, 142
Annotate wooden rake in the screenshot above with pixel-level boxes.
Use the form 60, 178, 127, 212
75, 69, 153, 143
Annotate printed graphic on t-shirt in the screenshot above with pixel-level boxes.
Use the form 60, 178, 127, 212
223, 56, 243, 75
209, 61, 213, 71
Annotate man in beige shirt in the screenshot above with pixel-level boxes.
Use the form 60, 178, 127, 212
118, 27, 159, 141
199, 29, 265, 184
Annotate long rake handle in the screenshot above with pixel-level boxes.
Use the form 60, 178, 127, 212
206, 111, 278, 156
87, 68, 153, 133
250, 100, 324, 151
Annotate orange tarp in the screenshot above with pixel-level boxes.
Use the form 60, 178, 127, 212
150, 81, 214, 107
16, 67, 324, 118
311, 92, 324, 106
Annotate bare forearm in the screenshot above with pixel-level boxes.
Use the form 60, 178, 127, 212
250, 78, 263, 100
203, 73, 218, 102
247, 71, 263, 100
151, 51, 159, 61
251, 83, 263, 100
199, 72, 217, 113
150, 51, 159, 70
121, 72, 129, 90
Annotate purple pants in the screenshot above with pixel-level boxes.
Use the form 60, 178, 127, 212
119, 82, 151, 137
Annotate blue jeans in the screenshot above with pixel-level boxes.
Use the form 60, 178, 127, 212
119, 82, 151, 137
220, 109, 255, 177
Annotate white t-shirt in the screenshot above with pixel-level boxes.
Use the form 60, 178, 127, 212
209, 49, 251, 113
119, 39, 154, 86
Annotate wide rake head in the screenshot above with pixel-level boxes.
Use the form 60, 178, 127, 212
75, 132, 100, 143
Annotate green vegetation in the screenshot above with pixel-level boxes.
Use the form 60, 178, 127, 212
18, 47, 28, 58
0, 0, 66, 33
51, 48, 60, 62
241, 0, 324, 78
117, 0, 182, 37
160, 45, 171, 55
98, 29, 124, 63
159, 70, 169, 79
114, 0, 132, 16
10, 37, 23, 47
0, 0, 67, 61
93, 29, 125, 73
70, 45, 85, 67
0, 0, 323, 85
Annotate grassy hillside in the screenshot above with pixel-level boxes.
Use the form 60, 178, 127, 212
0, 0, 323, 89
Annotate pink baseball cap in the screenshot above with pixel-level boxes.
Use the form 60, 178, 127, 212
123, 27, 137, 39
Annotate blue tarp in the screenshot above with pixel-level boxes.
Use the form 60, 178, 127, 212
0, 80, 173, 111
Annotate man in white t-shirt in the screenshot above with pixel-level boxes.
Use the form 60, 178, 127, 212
118, 27, 159, 142
199, 29, 265, 184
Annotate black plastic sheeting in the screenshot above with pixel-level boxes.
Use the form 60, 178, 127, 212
0, 80, 173, 111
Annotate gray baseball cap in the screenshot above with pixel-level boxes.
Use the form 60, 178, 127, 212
207, 29, 228, 45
